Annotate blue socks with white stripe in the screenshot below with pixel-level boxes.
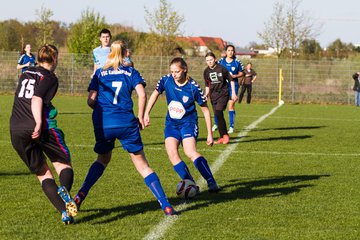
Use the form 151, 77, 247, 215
194, 156, 216, 186
173, 161, 195, 181
144, 172, 171, 210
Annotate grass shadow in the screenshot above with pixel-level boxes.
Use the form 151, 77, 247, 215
253, 126, 327, 132
230, 135, 313, 143
0, 171, 31, 177
184, 174, 330, 211
75, 174, 329, 224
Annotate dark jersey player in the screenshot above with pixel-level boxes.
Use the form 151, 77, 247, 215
203, 52, 236, 144
144, 57, 221, 194
73, 40, 177, 216
10, 44, 77, 225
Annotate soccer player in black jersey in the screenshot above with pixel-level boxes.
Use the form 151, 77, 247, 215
10, 44, 77, 224
203, 52, 237, 144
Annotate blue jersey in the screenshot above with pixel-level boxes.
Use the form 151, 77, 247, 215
156, 75, 206, 126
92, 46, 110, 69
18, 54, 36, 73
218, 57, 244, 85
88, 66, 146, 129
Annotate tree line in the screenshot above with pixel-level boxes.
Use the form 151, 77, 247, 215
0, 0, 359, 60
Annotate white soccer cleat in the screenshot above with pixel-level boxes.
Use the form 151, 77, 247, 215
212, 124, 218, 132
228, 127, 234, 134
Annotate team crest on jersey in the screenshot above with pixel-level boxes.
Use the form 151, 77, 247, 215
231, 67, 235, 72
182, 96, 189, 103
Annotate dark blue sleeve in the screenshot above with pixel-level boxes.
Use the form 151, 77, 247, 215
238, 60, 244, 72
88, 70, 100, 92
131, 68, 146, 89
18, 54, 25, 64
192, 80, 207, 106
155, 76, 166, 94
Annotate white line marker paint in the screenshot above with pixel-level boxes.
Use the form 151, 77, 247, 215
143, 104, 282, 240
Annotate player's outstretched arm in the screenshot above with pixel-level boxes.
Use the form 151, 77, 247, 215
200, 103, 213, 146
144, 90, 160, 127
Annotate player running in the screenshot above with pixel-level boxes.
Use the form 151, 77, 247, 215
144, 57, 221, 193
10, 44, 77, 225
203, 52, 237, 144
74, 40, 177, 216
216, 44, 244, 134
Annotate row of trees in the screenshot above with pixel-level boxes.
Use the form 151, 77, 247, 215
257, 0, 359, 60
0, 0, 358, 60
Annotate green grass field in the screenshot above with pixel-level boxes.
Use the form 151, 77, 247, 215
1, 95, 360, 240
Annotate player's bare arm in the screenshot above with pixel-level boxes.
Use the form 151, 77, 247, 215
31, 96, 43, 139
200, 103, 213, 146
87, 90, 98, 109
135, 84, 147, 130
144, 90, 160, 127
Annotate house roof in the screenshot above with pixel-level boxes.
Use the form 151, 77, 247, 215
177, 36, 226, 50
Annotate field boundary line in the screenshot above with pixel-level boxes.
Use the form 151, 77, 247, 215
143, 104, 282, 240
2, 141, 358, 157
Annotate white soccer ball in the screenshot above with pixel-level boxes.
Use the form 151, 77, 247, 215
176, 179, 198, 199
279, 100, 285, 105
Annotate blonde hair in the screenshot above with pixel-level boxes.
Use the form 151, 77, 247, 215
103, 40, 127, 70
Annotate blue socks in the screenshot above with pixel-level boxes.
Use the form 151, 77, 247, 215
214, 115, 219, 126
229, 110, 235, 128
173, 161, 194, 181
78, 161, 105, 196
144, 172, 171, 210
194, 156, 216, 186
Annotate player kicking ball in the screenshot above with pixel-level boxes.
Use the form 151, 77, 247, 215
10, 44, 77, 224
144, 57, 221, 194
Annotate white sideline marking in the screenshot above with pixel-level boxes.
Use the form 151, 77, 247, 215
143, 104, 282, 240
1, 142, 358, 158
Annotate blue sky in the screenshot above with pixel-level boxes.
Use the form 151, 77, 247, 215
2, 0, 360, 48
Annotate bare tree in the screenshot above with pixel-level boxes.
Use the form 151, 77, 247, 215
258, 0, 320, 58
285, 0, 319, 57
258, 2, 286, 58
35, 5, 54, 46
258, 0, 321, 102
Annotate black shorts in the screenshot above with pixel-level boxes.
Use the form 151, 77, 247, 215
10, 128, 71, 174
211, 96, 228, 111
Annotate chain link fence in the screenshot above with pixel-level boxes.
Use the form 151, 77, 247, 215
1, 51, 359, 104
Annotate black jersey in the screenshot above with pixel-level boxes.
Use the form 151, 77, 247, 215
203, 64, 233, 102
10, 66, 58, 130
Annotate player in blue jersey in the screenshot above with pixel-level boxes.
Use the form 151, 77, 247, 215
217, 45, 244, 134
74, 40, 177, 216
144, 57, 220, 193
17, 44, 36, 73
92, 29, 112, 76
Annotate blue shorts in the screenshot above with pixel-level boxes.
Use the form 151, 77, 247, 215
94, 126, 143, 154
164, 122, 199, 142
229, 83, 239, 97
